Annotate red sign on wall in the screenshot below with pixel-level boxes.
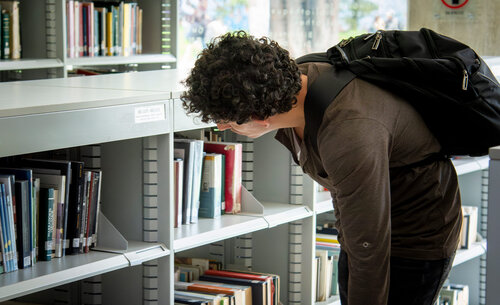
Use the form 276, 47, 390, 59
441, 0, 470, 9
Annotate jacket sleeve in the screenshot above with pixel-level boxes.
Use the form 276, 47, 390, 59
317, 118, 392, 305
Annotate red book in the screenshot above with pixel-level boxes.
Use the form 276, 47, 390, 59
203, 142, 242, 214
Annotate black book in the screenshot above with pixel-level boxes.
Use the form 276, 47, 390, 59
38, 187, 55, 261
14, 180, 31, 269
66, 161, 84, 255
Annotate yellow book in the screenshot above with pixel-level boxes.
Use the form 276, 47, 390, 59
122, 3, 131, 56
106, 11, 113, 56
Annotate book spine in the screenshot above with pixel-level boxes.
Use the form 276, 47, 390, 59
15, 181, 31, 269
2, 10, 10, 59
39, 188, 54, 261
4, 183, 18, 271
0, 184, 11, 272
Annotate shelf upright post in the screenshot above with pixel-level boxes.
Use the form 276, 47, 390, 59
156, 129, 175, 304
487, 147, 500, 305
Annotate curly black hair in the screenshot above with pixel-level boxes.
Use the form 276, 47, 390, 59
181, 31, 302, 124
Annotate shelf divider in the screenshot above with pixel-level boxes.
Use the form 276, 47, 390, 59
93, 212, 128, 252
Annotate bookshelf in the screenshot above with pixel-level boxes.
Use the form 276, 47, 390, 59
0, 0, 176, 80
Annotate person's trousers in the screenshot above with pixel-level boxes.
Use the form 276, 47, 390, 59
338, 250, 455, 305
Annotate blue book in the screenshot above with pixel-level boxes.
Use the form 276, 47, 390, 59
199, 154, 222, 219
0, 184, 11, 272
3, 181, 18, 271
0, 168, 34, 266
0, 183, 16, 272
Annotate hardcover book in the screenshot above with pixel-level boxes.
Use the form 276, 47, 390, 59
204, 142, 242, 214
199, 154, 222, 218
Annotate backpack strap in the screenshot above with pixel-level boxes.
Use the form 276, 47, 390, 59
299, 61, 356, 156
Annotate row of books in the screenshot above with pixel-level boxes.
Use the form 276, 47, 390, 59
174, 257, 280, 305
0, 1, 20, 60
174, 139, 242, 227
66, 1, 143, 58
315, 226, 340, 302
0, 159, 102, 274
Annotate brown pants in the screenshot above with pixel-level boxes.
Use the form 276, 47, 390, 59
338, 250, 455, 305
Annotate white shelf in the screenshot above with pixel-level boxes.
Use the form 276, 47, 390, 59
452, 156, 489, 175
66, 54, 176, 67
0, 241, 168, 302
174, 215, 268, 252
315, 199, 334, 214
316, 295, 341, 305
453, 240, 487, 267
257, 202, 313, 228
174, 200, 313, 252
0, 59, 64, 71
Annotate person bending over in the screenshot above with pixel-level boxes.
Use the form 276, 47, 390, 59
181, 31, 461, 305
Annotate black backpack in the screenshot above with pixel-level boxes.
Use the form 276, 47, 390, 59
295, 28, 500, 157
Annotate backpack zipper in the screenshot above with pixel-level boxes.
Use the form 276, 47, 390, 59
444, 55, 469, 91
372, 31, 383, 50
462, 70, 469, 90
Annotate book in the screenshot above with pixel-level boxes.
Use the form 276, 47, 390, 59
196, 281, 252, 305
175, 281, 244, 305
66, 161, 84, 254
38, 188, 55, 261
199, 274, 266, 305
0, 183, 17, 272
315, 250, 328, 301
0, 176, 24, 270
66, 0, 75, 58
33, 173, 66, 258
199, 154, 222, 218
174, 159, 184, 228
174, 290, 229, 305
33, 178, 40, 261
79, 171, 92, 253
0, 184, 11, 272
13, 180, 31, 269
204, 270, 275, 305
204, 142, 243, 214
460, 205, 478, 249
1, 9, 9, 59
21, 159, 72, 256
89, 170, 102, 249
0, 1, 20, 59
0, 168, 32, 267
174, 140, 204, 224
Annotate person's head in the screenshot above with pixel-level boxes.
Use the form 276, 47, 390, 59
181, 31, 302, 137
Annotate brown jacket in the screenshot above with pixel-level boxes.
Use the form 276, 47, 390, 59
275, 62, 462, 305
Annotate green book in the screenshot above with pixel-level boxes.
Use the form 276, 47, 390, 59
2, 10, 10, 59
39, 188, 55, 261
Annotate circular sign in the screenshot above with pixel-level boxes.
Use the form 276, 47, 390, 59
441, 0, 469, 9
